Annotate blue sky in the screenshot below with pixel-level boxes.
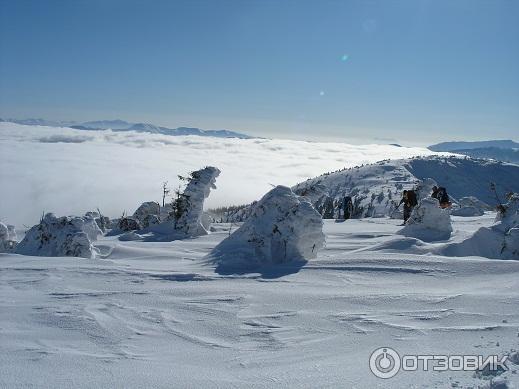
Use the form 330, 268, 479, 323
0, 0, 517, 144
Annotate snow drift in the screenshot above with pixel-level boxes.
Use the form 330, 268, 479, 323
443, 194, 519, 260
398, 197, 453, 241
450, 196, 489, 217
210, 186, 324, 273
15, 213, 101, 258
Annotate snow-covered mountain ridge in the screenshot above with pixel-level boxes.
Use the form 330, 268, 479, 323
217, 156, 519, 222
0, 118, 253, 139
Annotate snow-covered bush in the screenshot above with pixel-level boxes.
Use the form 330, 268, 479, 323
398, 197, 453, 241
443, 194, 519, 260
172, 166, 220, 236
210, 185, 325, 272
84, 211, 110, 232
15, 213, 100, 258
118, 216, 142, 232
450, 196, 489, 217
132, 201, 161, 227
119, 231, 142, 241
0, 222, 17, 252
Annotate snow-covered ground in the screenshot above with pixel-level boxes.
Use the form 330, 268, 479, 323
1, 214, 518, 388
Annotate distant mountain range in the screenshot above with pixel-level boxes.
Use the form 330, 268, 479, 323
429, 140, 519, 152
0, 118, 254, 139
428, 139, 519, 164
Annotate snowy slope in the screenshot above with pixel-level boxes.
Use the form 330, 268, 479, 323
1, 217, 518, 388
290, 156, 519, 219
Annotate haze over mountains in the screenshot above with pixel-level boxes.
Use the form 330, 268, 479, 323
429, 139, 519, 164
0, 118, 253, 139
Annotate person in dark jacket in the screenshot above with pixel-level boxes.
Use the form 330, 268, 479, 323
399, 190, 418, 223
432, 186, 451, 208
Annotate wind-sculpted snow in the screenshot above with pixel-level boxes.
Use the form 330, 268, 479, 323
210, 186, 324, 274
451, 196, 489, 217
132, 201, 161, 228
2, 217, 519, 388
443, 194, 519, 260
0, 221, 17, 252
15, 213, 101, 258
174, 167, 220, 236
398, 198, 453, 241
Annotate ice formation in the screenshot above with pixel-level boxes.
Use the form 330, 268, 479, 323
15, 213, 101, 258
211, 185, 325, 272
398, 197, 453, 241
173, 166, 220, 236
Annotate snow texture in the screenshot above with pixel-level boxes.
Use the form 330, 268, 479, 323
398, 197, 453, 241
132, 201, 161, 227
117, 216, 142, 232
0, 222, 17, 251
415, 177, 438, 202
443, 194, 519, 259
15, 213, 100, 258
2, 216, 519, 388
174, 166, 220, 237
211, 186, 324, 273
451, 196, 489, 217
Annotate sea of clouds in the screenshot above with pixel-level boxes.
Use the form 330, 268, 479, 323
0, 122, 439, 227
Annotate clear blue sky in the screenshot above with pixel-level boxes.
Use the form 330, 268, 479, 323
0, 0, 518, 144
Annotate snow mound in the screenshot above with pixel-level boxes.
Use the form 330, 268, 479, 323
398, 197, 453, 241
174, 166, 220, 237
132, 201, 161, 227
119, 231, 142, 241
118, 216, 142, 232
451, 196, 489, 217
0, 222, 17, 252
210, 186, 324, 273
15, 213, 100, 258
443, 194, 519, 259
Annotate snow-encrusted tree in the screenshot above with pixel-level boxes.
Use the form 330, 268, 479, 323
398, 197, 453, 241
171, 166, 221, 236
443, 193, 519, 260
210, 185, 325, 272
15, 213, 101, 258
0, 222, 17, 252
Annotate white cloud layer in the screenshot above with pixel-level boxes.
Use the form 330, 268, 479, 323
0, 122, 439, 227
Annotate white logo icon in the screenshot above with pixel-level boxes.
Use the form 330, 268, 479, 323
369, 347, 401, 378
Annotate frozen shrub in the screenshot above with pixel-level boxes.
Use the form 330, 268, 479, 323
15, 213, 100, 258
398, 197, 452, 241
211, 186, 325, 272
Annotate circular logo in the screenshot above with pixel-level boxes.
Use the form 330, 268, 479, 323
369, 347, 401, 379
